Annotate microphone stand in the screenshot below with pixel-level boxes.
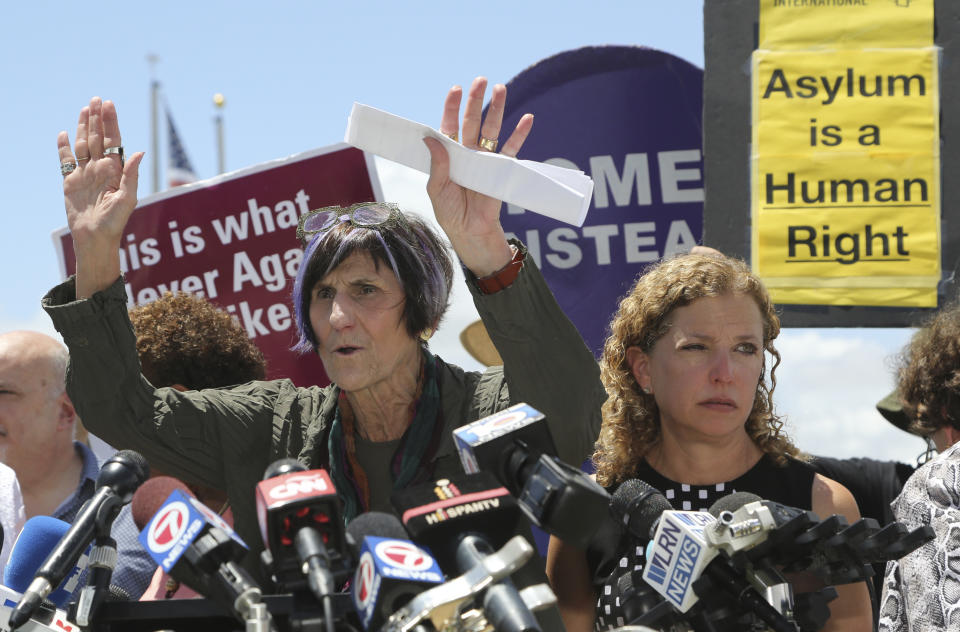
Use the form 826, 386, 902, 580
244, 601, 273, 632
71, 522, 119, 626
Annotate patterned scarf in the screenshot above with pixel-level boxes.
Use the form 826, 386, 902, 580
327, 348, 444, 521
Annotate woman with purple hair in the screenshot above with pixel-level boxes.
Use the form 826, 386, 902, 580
42, 78, 604, 576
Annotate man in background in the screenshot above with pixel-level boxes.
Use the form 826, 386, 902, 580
0, 330, 154, 598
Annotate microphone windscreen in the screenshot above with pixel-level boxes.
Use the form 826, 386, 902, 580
131, 476, 194, 530
611, 479, 672, 539
708, 491, 763, 517
108, 584, 132, 602
97, 450, 150, 493
347, 512, 408, 544
346, 512, 408, 560
3, 516, 70, 591
113, 449, 150, 481
262, 458, 306, 480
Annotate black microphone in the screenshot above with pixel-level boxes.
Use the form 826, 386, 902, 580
615, 571, 680, 629
9, 450, 148, 630
610, 478, 673, 542
393, 472, 543, 632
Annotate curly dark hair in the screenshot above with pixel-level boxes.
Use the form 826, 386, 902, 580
897, 303, 960, 437
594, 253, 802, 488
129, 292, 266, 390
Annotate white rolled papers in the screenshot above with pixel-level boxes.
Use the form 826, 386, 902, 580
345, 103, 593, 227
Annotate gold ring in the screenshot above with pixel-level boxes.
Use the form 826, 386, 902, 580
76, 156, 91, 162
441, 131, 458, 143
478, 137, 498, 152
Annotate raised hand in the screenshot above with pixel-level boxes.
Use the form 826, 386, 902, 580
423, 77, 533, 277
56, 97, 144, 298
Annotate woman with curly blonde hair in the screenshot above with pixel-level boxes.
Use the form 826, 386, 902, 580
546, 252, 871, 632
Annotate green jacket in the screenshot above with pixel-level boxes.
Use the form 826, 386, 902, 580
42, 255, 604, 576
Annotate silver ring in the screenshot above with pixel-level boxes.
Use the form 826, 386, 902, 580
104, 145, 124, 167
60, 162, 77, 176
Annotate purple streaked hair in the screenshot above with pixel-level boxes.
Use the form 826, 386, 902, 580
291, 209, 454, 354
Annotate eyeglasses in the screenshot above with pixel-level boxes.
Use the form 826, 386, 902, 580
296, 202, 401, 245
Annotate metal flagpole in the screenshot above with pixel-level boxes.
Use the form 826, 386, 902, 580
147, 54, 160, 193
213, 93, 226, 175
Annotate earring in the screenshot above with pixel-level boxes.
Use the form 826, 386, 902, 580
642, 386, 651, 395
419, 327, 434, 342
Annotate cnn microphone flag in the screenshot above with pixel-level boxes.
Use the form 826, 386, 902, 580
166, 106, 197, 188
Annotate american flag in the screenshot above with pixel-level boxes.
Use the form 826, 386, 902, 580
166, 107, 197, 188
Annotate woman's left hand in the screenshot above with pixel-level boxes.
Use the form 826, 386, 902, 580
424, 77, 534, 277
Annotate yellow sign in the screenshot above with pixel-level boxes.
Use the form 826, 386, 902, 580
752, 5, 939, 306
760, 0, 933, 50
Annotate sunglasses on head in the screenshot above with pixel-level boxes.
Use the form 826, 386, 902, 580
296, 202, 402, 246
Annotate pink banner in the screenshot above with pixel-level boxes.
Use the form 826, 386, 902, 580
53, 143, 382, 387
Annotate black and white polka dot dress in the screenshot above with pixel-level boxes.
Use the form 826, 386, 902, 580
589, 455, 816, 631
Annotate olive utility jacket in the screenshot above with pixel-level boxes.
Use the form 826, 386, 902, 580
42, 255, 604, 577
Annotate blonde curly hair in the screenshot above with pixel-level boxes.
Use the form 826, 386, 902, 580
593, 253, 802, 487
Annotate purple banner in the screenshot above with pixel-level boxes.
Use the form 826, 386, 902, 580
498, 46, 704, 354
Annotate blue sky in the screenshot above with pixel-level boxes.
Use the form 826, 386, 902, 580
0, 1, 922, 463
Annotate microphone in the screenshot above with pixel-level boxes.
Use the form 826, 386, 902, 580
256, 459, 347, 632
393, 472, 547, 632
611, 480, 795, 632
9, 450, 148, 629
452, 403, 558, 495
131, 476, 207, 598
255, 459, 349, 593
131, 476, 196, 532
379, 537, 543, 632
610, 478, 673, 542
345, 512, 409, 558
137, 481, 271, 628
0, 584, 76, 632
346, 513, 443, 631
706, 491, 806, 621
615, 571, 681, 630
453, 403, 615, 551
707, 491, 934, 594
4, 517, 89, 609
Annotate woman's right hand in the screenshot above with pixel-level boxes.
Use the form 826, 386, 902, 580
57, 97, 144, 299
424, 77, 533, 278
